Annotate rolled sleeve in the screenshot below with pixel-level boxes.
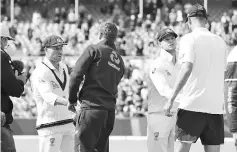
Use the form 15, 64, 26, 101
149, 62, 184, 102
179, 35, 195, 64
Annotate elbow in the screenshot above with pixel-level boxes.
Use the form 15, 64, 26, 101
182, 62, 193, 76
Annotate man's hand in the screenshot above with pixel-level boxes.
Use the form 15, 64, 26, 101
164, 100, 174, 117
68, 103, 77, 113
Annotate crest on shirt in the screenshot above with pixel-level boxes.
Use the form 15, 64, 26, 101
152, 68, 156, 74
51, 81, 60, 89
165, 69, 171, 76
108, 51, 120, 71
154, 132, 159, 141
110, 51, 120, 64
50, 138, 55, 146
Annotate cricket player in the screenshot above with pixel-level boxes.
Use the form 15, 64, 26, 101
164, 4, 226, 152
224, 46, 237, 151
68, 22, 125, 152
146, 28, 182, 152
31, 35, 74, 152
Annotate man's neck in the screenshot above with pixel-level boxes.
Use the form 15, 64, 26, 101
192, 24, 206, 31
167, 50, 176, 64
49, 59, 59, 70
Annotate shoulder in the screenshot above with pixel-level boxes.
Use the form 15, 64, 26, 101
180, 33, 195, 44
149, 57, 164, 72
227, 46, 237, 62
1, 51, 9, 62
31, 63, 49, 79
84, 44, 99, 57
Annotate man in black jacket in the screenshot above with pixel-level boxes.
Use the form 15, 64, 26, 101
68, 22, 125, 152
1, 23, 27, 152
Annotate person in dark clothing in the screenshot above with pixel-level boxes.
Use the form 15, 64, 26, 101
1, 24, 27, 152
68, 22, 125, 152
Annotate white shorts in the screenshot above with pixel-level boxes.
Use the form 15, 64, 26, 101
38, 123, 75, 152
147, 112, 177, 152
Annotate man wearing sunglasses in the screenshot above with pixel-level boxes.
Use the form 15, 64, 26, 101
31, 35, 75, 152
1, 23, 27, 152
146, 28, 182, 152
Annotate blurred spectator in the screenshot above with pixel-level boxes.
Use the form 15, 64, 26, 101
68, 8, 75, 24
61, 7, 68, 21
221, 12, 231, 34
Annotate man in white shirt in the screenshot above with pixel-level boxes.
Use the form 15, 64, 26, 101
164, 4, 227, 152
224, 46, 237, 151
31, 35, 75, 152
146, 28, 181, 152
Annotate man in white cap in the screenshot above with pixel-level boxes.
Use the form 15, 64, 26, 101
224, 46, 237, 151
1, 23, 27, 152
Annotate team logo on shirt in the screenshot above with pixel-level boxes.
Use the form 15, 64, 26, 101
165, 69, 172, 76
152, 68, 156, 74
51, 81, 60, 89
154, 132, 159, 141
110, 51, 120, 64
108, 51, 120, 71
50, 138, 55, 146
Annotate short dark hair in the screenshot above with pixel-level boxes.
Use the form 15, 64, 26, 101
100, 22, 118, 41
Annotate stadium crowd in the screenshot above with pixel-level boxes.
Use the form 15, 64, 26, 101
1, 0, 236, 118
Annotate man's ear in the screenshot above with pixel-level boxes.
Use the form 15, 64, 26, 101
99, 32, 103, 39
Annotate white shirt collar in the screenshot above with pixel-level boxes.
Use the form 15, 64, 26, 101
159, 49, 174, 62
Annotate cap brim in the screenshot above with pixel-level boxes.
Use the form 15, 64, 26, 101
51, 43, 68, 47
6, 36, 14, 40
185, 14, 208, 23
159, 33, 177, 41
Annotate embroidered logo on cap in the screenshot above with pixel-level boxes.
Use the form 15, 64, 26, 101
57, 38, 63, 43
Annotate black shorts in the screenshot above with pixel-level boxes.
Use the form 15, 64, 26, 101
175, 109, 224, 145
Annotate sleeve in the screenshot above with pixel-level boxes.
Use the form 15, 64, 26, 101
31, 71, 58, 106
149, 61, 184, 102
149, 62, 173, 98
1, 53, 24, 97
179, 35, 195, 64
68, 45, 96, 104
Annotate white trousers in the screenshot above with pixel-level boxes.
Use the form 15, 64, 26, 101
39, 131, 74, 152
147, 112, 177, 152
